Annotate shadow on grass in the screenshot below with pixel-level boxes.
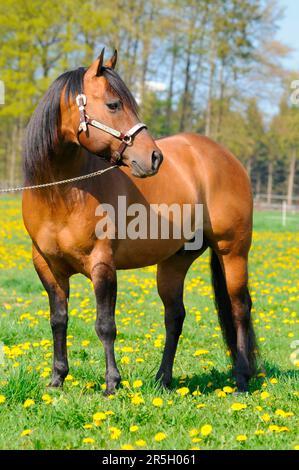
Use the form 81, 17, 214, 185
167, 361, 299, 395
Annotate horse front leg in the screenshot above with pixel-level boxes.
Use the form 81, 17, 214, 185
91, 260, 121, 395
33, 247, 70, 387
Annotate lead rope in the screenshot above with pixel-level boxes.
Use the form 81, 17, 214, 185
0, 164, 118, 193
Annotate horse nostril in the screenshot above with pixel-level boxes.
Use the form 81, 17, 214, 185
151, 151, 163, 171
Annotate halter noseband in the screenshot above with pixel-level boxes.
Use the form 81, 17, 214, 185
75, 94, 147, 165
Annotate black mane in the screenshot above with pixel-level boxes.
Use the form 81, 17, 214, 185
23, 66, 138, 185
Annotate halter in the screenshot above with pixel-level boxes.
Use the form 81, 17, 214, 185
76, 94, 147, 165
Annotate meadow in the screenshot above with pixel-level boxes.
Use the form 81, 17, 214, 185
0, 195, 298, 450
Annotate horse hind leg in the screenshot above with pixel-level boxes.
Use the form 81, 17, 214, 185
211, 250, 256, 392
155, 251, 199, 388
32, 245, 70, 387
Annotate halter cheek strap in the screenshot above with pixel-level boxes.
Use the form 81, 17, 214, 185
75, 94, 147, 165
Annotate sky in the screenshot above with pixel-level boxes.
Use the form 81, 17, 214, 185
277, 0, 299, 71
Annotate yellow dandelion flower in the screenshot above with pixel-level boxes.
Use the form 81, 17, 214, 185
236, 435, 247, 441
268, 425, 280, 432
121, 444, 134, 450
194, 349, 209, 356
131, 394, 144, 405
196, 404, 206, 409
154, 432, 167, 442
83, 424, 93, 429
136, 439, 147, 447
109, 427, 122, 440
133, 380, 143, 388
189, 429, 200, 437
176, 387, 189, 396
223, 386, 234, 393
201, 424, 212, 436
82, 437, 95, 444
93, 411, 107, 426
130, 425, 139, 432
23, 399, 35, 408
42, 394, 53, 404
192, 390, 202, 397
152, 397, 163, 407
255, 430, 265, 435
260, 391, 270, 400
231, 403, 247, 411
0, 395, 6, 404
261, 413, 271, 422
21, 429, 33, 437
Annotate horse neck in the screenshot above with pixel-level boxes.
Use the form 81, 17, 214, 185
51, 142, 88, 181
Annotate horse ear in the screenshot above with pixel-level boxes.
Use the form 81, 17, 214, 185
104, 49, 118, 69
86, 48, 105, 78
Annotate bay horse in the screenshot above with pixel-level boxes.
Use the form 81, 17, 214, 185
22, 49, 256, 394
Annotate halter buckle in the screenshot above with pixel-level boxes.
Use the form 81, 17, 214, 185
123, 134, 133, 146
76, 94, 87, 106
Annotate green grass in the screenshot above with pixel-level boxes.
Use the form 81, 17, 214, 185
0, 196, 298, 450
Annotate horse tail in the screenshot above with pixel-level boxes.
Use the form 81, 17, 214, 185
210, 249, 257, 374
210, 249, 237, 359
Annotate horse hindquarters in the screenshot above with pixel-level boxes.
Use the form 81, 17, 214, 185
210, 250, 256, 392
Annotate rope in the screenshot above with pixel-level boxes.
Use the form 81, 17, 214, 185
0, 165, 118, 193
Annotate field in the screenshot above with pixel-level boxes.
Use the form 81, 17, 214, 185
0, 196, 298, 450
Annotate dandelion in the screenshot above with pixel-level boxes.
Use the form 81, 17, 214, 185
121, 444, 134, 450
133, 379, 143, 388
21, 429, 32, 437
0, 395, 6, 404
261, 413, 271, 422
131, 394, 144, 405
189, 429, 200, 437
109, 427, 122, 440
194, 349, 209, 356
23, 399, 35, 408
93, 412, 107, 426
82, 437, 95, 444
176, 387, 189, 396
255, 430, 265, 435
231, 403, 247, 411
223, 386, 234, 393
136, 439, 147, 447
81, 340, 90, 347
152, 397, 163, 407
192, 390, 202, 397
83, 424, 93, 429
260, 391, 270, 400
42, 394, 53, 405
201, 424, 212, 436
130, 425, 139, 432
236, 435, 247, 441
154, 432, 167, 442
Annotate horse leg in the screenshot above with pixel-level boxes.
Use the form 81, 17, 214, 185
91, 260, 121, 395
211, 250, 256, 392
155, 252, 198, 388
32, 246, 70, 387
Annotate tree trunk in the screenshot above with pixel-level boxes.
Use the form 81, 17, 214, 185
267, 161, 273, 204
287, 150, 296, 206
166, 40, 178, 133
205, 38, 216, 137
9, 124, 18, 186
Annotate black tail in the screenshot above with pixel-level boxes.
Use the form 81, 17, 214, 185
210, 249, 257, 375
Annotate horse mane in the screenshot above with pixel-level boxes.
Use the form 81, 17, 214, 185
23, 66, 138, 185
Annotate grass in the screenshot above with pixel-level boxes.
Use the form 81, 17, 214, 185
0, 195, 298, 450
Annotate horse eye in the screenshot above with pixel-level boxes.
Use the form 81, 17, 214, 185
106, 101, 121, 111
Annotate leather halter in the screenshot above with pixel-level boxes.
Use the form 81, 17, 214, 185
76, 94, 147, 165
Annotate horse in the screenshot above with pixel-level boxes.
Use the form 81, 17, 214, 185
22, 49, 256, 395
